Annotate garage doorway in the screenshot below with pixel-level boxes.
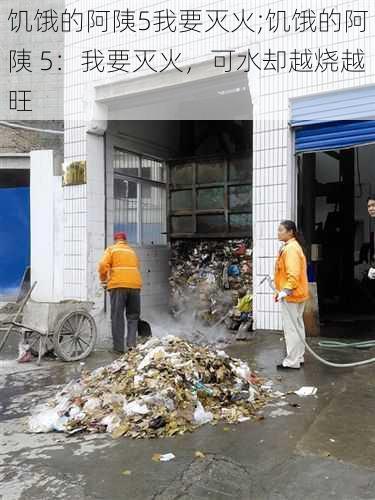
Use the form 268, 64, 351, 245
298, 144, 375, 338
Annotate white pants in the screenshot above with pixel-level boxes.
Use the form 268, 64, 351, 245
281, 301, 306, 368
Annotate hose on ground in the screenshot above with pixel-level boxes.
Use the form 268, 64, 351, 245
283, 298, 375, 368
260, 275, 375, 368
318, 340, 375, 350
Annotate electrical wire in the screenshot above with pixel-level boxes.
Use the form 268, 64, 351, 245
0, 121, 64, 135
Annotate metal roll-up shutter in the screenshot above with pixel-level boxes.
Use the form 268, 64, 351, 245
295, 120, 375, 153
291, 86, 375, 153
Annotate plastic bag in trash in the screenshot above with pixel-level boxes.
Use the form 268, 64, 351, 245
29, 408, 64, 433
230, 361, 251, 382
124, 400, 149, 416
83, 398, 102, 412
100, 414, 122, 433
137, 347, 166, 371
17, 343, 32, 363
193, 402, 213, 426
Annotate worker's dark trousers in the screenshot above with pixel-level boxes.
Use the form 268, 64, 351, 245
110, 288, 140, 352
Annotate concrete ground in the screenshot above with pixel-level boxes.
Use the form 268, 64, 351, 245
1, 330, 375, 500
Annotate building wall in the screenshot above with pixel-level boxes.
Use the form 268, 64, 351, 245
30, 151, 64, 302
64, 0, 375, 330
0, 123, 63, 155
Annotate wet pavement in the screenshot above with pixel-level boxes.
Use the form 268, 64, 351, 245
1, 331, 375, 499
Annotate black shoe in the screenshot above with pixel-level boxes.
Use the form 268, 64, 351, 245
112, 348, 125, 355
277, 364, 300, 370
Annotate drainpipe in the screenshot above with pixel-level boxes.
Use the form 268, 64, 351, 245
104, 131, 108, 314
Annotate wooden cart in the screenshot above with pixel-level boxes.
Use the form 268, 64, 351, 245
0, 283, 97, 364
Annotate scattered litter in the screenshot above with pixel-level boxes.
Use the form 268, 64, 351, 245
29, 408, 63, 433
122, 470, 132, 476
28, 336, 270, 438
17, 343, 32, 363
329, 438, 336, 443
272, 391, 286, 398
268, 400, 289, 408
237, 416, 251, 422
289, 403, 301, 408
294, 387, 318, 397
269, 408, 294, 418
153, 453, 176, 462
195, 451, 206, 459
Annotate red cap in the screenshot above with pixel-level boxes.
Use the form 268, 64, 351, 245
114, 232, 127, 241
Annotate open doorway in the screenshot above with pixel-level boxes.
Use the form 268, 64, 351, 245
105, 118, 253, 326
298, 144, 375, 338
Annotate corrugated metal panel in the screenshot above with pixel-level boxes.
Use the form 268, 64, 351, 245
291, 86, 375, 153
295, 120, 375, 153
0, 187, 30, 299
291, 86, 375, 126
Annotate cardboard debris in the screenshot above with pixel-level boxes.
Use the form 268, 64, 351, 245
169, 239, 252, 327
28, 336, 270, 438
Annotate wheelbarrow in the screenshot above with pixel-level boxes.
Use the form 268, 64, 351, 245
0, 282, 97, 365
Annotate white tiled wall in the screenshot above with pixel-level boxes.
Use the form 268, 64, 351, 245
63, 184, 87, 300
64, 0, 375, 330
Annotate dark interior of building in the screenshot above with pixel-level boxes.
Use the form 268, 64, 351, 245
298, 144, 375, 338
0, 169, 29, 188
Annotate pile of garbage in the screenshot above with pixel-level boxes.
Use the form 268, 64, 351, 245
29, 336, 269, 438
170, 239, 253, 326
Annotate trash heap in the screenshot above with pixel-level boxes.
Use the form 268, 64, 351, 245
29, 336, 269, 438
169, 239, 253, 325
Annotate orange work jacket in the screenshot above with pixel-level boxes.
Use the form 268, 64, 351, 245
98, 241, 142, 290
274, 238, 309, 303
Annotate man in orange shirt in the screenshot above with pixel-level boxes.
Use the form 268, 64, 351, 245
98, 232, 142, 353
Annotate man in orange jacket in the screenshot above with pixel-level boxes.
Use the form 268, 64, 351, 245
98, 232, 142, 353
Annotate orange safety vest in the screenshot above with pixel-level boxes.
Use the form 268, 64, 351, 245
98, 241, 142, 290
274, 238, 309, 303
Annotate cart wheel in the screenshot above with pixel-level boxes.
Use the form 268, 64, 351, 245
53, 310, 97, 362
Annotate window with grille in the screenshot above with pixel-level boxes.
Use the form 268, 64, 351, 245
113, 149, 167, 246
